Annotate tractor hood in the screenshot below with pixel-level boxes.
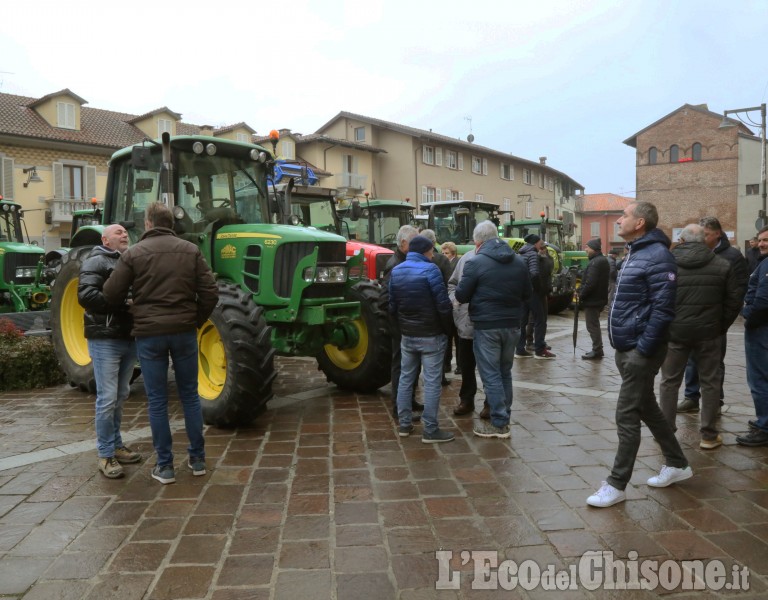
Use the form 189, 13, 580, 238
0, 242, 44, 255
214, 223, 347, 244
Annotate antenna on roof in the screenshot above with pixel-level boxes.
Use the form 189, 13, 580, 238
464, 115, 474, 143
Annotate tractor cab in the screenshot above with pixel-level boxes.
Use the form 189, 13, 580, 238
421, 200, 503, 253
337, 198, 414, 250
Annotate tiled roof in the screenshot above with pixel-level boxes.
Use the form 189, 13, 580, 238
27, 88, 88, 108
254, 131, 386, 153
215, 122, 256, 135
127, 106, 182, 123
317, 111, 583, 189
581, 193, 634, 212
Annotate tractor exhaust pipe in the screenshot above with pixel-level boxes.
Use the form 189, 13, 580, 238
160, 132, 175, 207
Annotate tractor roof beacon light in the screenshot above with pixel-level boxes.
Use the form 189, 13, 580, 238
23, 167, 43, 187
269, 130, 280, 156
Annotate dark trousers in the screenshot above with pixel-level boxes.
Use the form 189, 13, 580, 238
659, 338, 722, 440
607, 346, 687, 491
457, 337, 477, 405
517, 294, 546, 352
584, 305, 604, 352
683, 334, 728, 402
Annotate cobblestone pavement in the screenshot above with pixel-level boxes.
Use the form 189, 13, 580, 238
0, 314, 766, 599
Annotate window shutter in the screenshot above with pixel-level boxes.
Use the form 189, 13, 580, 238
53, 162, 64, 199
1, 157, 13, 200
500, 163, 504, 179
421, 185, 427, 202
422, 146, 428, 163
435, 147, 442, 166
85, 166, 97, 200
482, 158, 488, 175
458, 191, 464, 200
458, 153, 463, 171
436, 188, 441, 201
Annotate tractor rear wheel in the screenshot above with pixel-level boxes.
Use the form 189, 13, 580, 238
316, 280, 391, 392
50, 246, 96, 393
198, 282, 276, 427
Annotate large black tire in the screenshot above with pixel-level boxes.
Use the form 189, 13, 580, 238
316, 280, 391, 392
50, 246, 97, 392
548, 293, 572, 315
199, 282, 276, 427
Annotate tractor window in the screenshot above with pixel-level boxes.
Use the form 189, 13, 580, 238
0, 209, 24, 243
372, 209, 409, 245
290, 199, 337, 232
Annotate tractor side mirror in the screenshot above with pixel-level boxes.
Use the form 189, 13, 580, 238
131, 146, 152, 169
349, 200, 362, 221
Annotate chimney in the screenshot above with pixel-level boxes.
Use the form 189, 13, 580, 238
200, 125, 214, 136
539, 156, 547, 165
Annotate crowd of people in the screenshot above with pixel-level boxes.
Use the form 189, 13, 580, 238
384, 201, 768, 509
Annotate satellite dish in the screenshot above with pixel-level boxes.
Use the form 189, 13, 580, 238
467, 134, 474, 143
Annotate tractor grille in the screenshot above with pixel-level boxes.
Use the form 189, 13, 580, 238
3, 252, 39, 285
274, 241, 347, 298
243, 244, 262, 295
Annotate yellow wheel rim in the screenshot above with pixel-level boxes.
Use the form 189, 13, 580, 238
61, 277, 90, 367
198, 320, 226, 401
323, 317, 368, 371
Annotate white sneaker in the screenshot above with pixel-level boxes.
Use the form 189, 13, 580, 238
586, 482, 626, 507
647, 465, 693, 488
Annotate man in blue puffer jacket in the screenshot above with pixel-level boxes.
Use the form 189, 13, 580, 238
587, 202, 692, 508
389, 235, 454, 443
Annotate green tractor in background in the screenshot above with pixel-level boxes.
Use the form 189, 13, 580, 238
421, 199, 578, 314
0, 196, 51, 329
50, 133, 390, 427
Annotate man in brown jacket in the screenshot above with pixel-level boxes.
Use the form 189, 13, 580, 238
103, 202, 218, 485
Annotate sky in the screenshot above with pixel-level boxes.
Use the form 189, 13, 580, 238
1, 0, 766, 197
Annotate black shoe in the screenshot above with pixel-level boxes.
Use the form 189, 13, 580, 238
749, 419, 759, 429
736, 429, 768, 447
441, 377, 450, 387
479, 402, 490, 420
412, 400, 424, 412
453, 402, 475, 416
392, 406, 421, 422
454, 367, 462, 375
581, 350, 604, 360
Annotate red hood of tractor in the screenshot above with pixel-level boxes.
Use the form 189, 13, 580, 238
346, 241, 393, 281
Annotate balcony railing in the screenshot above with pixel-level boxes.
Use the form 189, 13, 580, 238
49, 198, 103, 223
336, 172, 367, 190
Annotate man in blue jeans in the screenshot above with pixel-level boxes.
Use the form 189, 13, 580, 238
737, 225, 768, 446
389, 235, 454, 443
104, 202, 218, 484
78, 224, 140, 478
455, 220, 532, 439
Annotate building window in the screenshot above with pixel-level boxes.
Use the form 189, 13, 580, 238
590, 222, 600, 237
158, 118, 172, 136
423, 145, 435, 165
692, 142, 702, 161
422, 186, 436, 202
280, 140, 295, 159
446, 189, 460, 201
747, 184, 760, 195
354, 127, 365, 142
500, 163, 514, 180
475, 193, 484, 201
446, 150, 458, 170
538, 173, 544, 188
548, 177, 554, 192
472, 156, 482, 174
649, 147, 657, 165
57, 102, 76, 129
64, 165, 84, 200
525, 200, 532, 218
669, 144, 679, 163
236, 133, 250, 143
503, 197, 511, 211
523, 168, 532, 185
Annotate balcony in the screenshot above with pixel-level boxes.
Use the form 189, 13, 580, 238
336, 172, 367, 191
48, 198, 103, 223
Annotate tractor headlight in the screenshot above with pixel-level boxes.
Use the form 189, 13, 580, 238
302, 266, 347, 283
16, 267, 36, 279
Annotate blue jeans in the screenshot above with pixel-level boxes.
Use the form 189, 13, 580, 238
89, 338, 137, 458
745, 326, 768, 431
474, 327, 519, 428
135, 331, 205, 467
397, 335, 446, 434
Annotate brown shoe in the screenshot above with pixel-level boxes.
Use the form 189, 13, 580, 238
114, 445, 141, 464
98, 457, 124, 479
479, 402, 490, 420
453, 402, 474, 416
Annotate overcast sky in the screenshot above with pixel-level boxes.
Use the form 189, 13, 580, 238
1, 0, 766, 197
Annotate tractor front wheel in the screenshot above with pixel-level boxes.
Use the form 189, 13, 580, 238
316, 280, 391, 392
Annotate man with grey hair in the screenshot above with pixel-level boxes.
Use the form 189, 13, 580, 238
455, 220, 531, 438
587, 201, 691, 508
380, 225, 422, 417
659, 223, 741, 449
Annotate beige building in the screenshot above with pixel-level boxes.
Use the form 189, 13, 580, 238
0, 89, 257, 251
306, 112, 584, 224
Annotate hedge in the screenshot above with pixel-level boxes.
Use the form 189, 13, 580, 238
0, 319, 66, 391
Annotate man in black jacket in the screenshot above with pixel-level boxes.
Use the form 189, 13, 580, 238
659, 224, 742, 449
579, 238, 610, 360
78, 224, 141, 479
678, 216, 748, 413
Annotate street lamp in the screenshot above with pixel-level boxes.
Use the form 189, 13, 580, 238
719, 103, 767, 229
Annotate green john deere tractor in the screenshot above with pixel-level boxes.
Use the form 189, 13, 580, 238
51, 133, 388, 427
0, 197, 51, 325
